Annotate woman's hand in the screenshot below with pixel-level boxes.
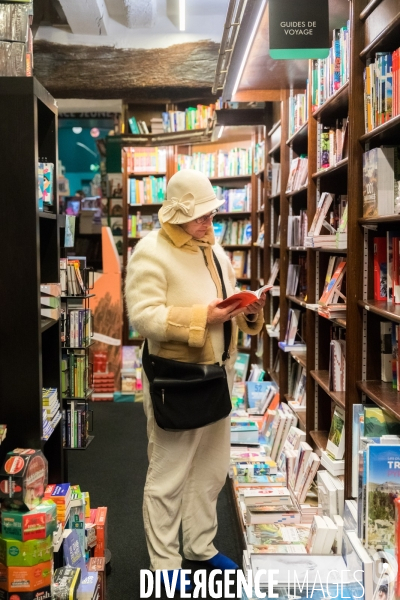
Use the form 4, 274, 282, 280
207, 299, 243, 325
243, 291, 267, 316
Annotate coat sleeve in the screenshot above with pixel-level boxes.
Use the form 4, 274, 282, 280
223, 250, 264, 336
124, 241, 208, 347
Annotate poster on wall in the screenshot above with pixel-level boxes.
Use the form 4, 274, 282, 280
269, 0, 329, 60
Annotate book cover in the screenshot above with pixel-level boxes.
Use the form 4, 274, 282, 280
364, 407, 400, 437
326, 405, 346, 459
365, 444, 400, 552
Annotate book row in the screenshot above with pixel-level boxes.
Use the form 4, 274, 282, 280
128, 212, 160, 239
60, 308, 92, 349
364, 47, 400, 132
266, 162, 281, 197
213, 184, 252, 212
62, 403, 89, 449
128, 175, 166, 205
177, 148, 253, 178
288, 91, 308, 138
318, 119, 348, 170
311, 24, 350, 110
373, 233, 400, 302
213, 219, 252, 246
226, 250, 251, 279
42, 387, 61, 442
125, 147, 167, 174
286, 156, 308, 193
61, 351, 88, 399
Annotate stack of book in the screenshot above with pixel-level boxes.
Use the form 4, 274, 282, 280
42, 387, 62, 441
128, 175, 166, 205
266, 162, 281, 197
364, 47, 400, 132
286, 156, 308, 193
363, 146, 400, 218
126, 147, 167, 174
149, 117, 164, 134
41, 282, 61, 321
288, 91, 308, 137
214, 219, 252, 245
44, 483, 71, 528
214, 185, 252, 212
92, 372, 115, 402
311, 24, 350, 109
318, 119, 348, 170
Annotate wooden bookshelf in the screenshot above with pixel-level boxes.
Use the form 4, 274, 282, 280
356, 381, 400, 421
309, 430, 329, 452
310, 370, 346, 409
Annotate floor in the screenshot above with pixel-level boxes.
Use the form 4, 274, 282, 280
68, 402, 243, 599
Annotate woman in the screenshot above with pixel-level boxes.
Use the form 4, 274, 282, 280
125, 169, 265, 591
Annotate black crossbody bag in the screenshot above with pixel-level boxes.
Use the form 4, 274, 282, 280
142, 252, 232, 431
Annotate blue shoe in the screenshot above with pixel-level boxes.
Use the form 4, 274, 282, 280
201, 552, 239, 571
162, 570, 193, 594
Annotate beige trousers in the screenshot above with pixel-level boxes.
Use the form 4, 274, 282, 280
142, 376, 231, 571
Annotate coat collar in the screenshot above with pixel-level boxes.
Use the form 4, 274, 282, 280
159, 210, 215, 249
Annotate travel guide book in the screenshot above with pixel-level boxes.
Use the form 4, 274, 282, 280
218, 284, 272, 309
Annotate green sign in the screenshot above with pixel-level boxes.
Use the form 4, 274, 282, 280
269, 0, 329, 60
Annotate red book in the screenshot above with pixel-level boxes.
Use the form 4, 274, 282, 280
374, 237, 387, 301
318, 261, 346, 307
394, 237, 400, 303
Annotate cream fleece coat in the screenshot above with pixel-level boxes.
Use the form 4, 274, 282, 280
124, 220, 263, 371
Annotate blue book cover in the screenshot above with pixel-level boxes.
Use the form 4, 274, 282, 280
366, 444, 400, 552
78, 571, 98, 598
63, 529, 88, 579
246, 382, 273, 410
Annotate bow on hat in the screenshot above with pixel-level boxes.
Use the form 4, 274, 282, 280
161, 192, 195, 223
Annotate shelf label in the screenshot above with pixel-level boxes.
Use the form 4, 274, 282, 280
269, 0, 329, 59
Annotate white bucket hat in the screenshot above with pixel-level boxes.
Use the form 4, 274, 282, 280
160, 169, 225, 225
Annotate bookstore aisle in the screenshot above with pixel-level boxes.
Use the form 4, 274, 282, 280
68, 403, 243, 600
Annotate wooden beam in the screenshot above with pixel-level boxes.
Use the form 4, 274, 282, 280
33, 40, 219, 102
232, 90, 281, 102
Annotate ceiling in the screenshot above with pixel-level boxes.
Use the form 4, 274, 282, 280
35, 0, 229, 48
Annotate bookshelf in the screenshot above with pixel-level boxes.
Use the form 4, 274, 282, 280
0, 78, 64, 482
257, 0, 400, 500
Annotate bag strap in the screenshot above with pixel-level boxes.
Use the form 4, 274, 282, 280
212, 251, 232, 362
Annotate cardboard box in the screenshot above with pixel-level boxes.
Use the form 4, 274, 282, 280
0, 560, 52, 592
0, 586, 52, 600
88, 557, 105, 600
0, 536, 52, 567
1, 501, 57, 542
93, 508, 107, 558
0, 450, 48, 511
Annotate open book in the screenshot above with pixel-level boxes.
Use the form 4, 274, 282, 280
218, 284, 272, 309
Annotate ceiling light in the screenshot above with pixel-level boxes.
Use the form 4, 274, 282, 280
232, 0, 266, 98
72, 127, 82, 134
179, 0, 185, 31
